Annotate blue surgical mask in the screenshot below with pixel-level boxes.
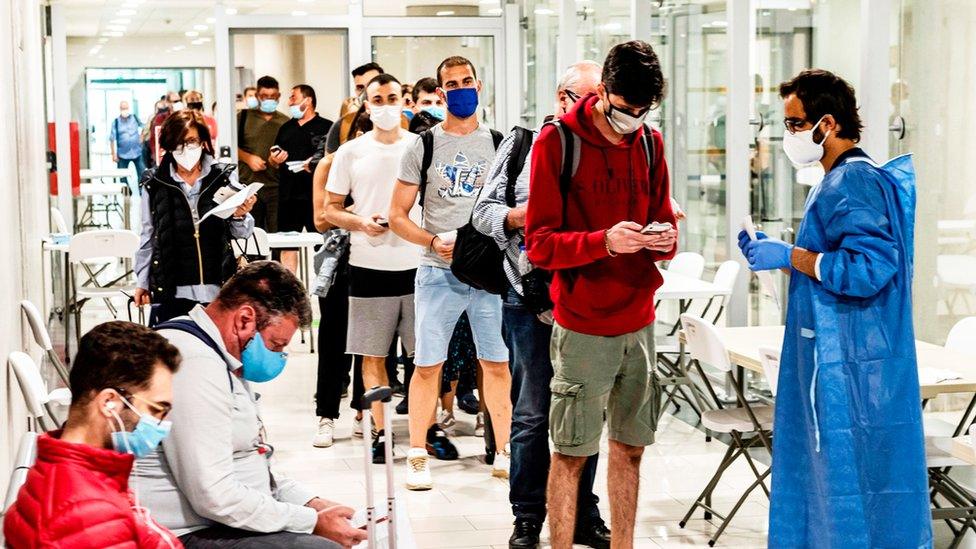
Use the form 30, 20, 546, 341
241, 331, 287, 383
402, 109, 415, 121
289, 103, 305, 119
445, 88, 479, 119
246, 96, 259, 109
421, 105, 446, 121
259, 99, 278, 113
109, 397, 171, 459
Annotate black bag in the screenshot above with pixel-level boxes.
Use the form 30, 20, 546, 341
448, 128, 520, 294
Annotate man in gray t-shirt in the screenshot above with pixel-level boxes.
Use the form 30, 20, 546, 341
397, 123, 497, 268
389, 56, 512, 493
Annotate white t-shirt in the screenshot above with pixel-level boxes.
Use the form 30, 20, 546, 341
327, 130, 422, 271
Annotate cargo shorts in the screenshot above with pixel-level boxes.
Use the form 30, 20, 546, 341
549, 322, 661, 457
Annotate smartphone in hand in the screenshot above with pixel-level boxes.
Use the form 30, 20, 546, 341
641, 222, 673, 235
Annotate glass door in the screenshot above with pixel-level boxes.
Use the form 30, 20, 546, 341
749, 6, 813, 325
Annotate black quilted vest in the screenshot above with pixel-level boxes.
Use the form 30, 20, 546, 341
141, 156, 238, 301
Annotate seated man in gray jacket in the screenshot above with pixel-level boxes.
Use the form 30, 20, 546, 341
133, 261, 367, 549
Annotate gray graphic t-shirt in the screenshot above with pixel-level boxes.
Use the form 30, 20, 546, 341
398, 123, 497, 268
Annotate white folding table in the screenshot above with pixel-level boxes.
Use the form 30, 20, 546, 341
266, 232, 324, 352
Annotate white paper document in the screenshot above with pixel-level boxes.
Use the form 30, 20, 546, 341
202, 182, 263, 223
742, 215, 781, 310
285, 160, 309, 173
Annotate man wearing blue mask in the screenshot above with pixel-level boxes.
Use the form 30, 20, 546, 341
390, 55, 512, 490
4, 321, 183, 548
738, 69, 930, 548
134, 261, 367, 549
238, 75, 290, 232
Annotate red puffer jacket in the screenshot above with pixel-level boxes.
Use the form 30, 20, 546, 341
3, 431, 182, 549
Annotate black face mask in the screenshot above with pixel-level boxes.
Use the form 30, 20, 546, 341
187, 102, 204, 111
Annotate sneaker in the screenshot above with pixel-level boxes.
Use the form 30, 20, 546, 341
458, 392, 480, 415
372, 429, 392, 464
395, 398, 408, 415
437, 409, 456, 435
509, 519, 542, 549
405, 448, 433, 491
352, 416, 364, 438
492, 443, 510, 479
312, 417, 334, 448
475, 412, 485, 437
425, 426, 459, 460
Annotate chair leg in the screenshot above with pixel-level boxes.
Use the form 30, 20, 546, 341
708, 468, 771, 547
679, 441, 740, 527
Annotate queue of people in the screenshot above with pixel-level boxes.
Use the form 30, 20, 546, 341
4, 36, 930, 549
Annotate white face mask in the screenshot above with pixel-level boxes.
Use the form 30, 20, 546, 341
782, 115, 831, 167
171, 101, 185, 112
369, 104, 402, 131
120, 109, 130, 117
173, 143, 203, 170
604, 100, 649, 135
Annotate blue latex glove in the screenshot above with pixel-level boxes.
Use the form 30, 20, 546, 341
736, 229, 768, 254
745, 237, 794, 271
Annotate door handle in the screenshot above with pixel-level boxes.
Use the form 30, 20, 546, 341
889, 116, 906, 140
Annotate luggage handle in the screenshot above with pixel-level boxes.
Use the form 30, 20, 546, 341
360, 385, 396, 549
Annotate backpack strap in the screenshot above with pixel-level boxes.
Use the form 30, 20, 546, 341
418, 129, 435, 209
639, 124, 655, 181
156, 319, 235, 391
490, 128, 504, 150
505, 126, 534, 208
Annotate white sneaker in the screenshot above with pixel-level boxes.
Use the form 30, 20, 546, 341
492, 443, 511, 479
312, 417, 334, 448
437, 409, 456, 435
406, 448, 433, 491
475, 412, 485, 437
352, 416, 364, 438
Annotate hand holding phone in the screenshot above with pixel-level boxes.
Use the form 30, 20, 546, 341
641, 221, 674, 235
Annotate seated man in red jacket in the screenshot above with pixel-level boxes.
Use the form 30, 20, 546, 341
525, 40, 678, 549
4, 321, 183, 549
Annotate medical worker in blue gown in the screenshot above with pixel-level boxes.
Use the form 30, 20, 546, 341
738, 69, 931, 548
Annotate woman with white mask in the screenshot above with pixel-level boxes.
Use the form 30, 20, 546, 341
134, 110, 258, 326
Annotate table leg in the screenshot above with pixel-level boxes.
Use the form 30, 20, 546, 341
63, 252, 71, 363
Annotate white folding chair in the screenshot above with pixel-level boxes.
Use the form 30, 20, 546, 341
678, 314, 774, 547
8, 352, 71, 432
2, 432, 38, 514
757, 346, 781, 397
66, 229, 139, 344
667, 252, 706, 279
20, 300, 69, 386
232, 227, 271, 261
50, 206, 69, 234
699, 260, 741, 325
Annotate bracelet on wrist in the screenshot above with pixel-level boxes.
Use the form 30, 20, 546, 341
604, 230, 618, 257
429, 235, 438, 251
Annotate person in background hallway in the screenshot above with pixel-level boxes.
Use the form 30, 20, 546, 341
238, 75, 289, 232
473, 60, 611, 549
739, 69, 931, 548
183, 90, 218, 140
110, 99, 147, 185
148, 92, 181, 166
339, 62, 384, 120
3, 321, 183, 549
401, 82, 415, 120
268, 84, 333, 274
134, 110, 256, 326
240, 86, 258, 111
525, 41, 677, 549
134, 262, 367, 549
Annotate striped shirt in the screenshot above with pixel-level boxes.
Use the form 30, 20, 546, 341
472, 128, 536, 295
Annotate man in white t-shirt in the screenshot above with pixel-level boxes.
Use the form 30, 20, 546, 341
325, 73, 421, 463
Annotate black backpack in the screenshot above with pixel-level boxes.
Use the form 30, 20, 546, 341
417, 126, 507, 294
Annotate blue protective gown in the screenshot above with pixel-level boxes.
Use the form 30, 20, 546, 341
768, 152, 933, 548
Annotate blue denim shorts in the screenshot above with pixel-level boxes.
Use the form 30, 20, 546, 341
413, 265, 508, 366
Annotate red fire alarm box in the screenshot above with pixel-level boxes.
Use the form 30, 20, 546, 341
48, 121, 81, 197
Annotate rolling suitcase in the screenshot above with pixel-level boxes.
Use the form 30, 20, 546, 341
359, 386, 404, 549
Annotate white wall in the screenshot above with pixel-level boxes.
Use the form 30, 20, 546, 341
0, 0, 54, 488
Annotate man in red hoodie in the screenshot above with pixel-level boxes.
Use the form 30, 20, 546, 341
4, 321, 183, 549
525, 41, 678, 549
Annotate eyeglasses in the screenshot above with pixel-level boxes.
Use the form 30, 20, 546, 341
564, 89, 581, 103
783, 117, 813, 134
112, 388, 172, 422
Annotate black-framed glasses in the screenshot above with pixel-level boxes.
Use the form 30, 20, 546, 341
564, 89, 581, 103
111, 387, 172, 422
783, 117, 812, 134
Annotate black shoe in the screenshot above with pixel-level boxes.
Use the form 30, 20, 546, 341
425, 426, 458, 460
395, 398, 408, 415
391, 381, 406, 397
509, 519, 542, 549
574, 520, 611, 549
372, 430, 392, 464
458, 392, 480, 415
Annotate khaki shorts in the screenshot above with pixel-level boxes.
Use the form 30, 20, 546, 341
549, 322, 661, 457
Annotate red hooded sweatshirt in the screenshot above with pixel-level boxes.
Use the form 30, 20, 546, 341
525, 93, 676, 336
